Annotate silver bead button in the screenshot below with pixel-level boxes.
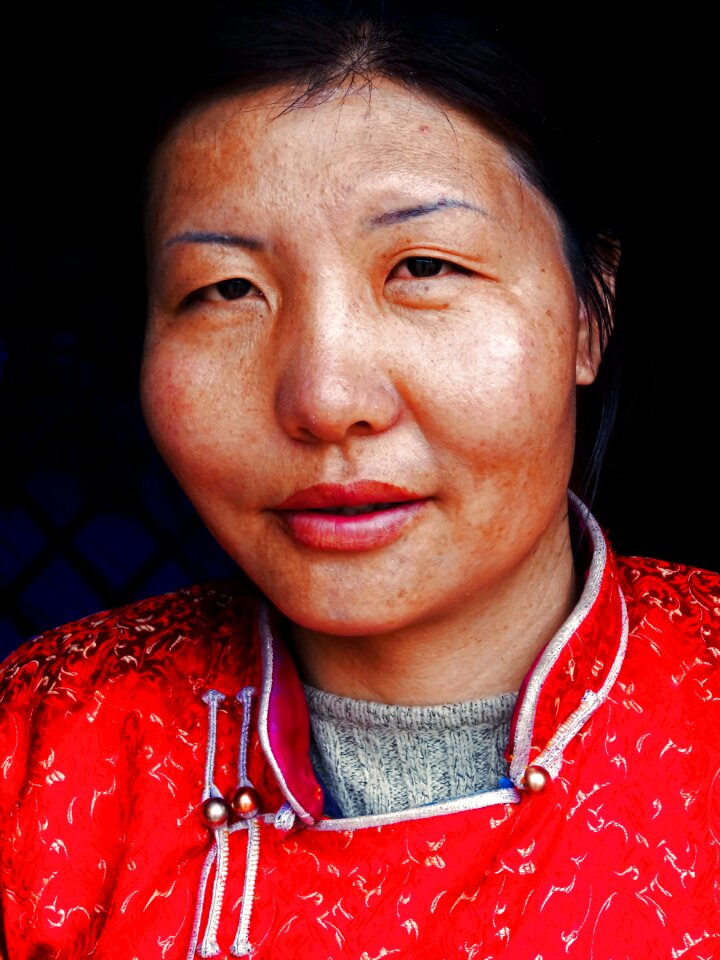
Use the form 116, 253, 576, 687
202, 796, 231, 827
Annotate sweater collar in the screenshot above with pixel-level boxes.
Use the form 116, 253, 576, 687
253, 494, 627, 824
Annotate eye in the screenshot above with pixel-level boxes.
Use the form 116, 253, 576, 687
390, 257, 466, 280
184, 277, 258, 306
215, 278, 254, 299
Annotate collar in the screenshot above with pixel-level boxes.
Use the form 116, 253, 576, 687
252, 494, 628, 824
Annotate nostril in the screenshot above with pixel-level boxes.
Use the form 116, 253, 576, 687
344, 419, 377, 437
296, 420, 373, 441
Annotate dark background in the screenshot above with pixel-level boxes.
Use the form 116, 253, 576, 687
1, 7, 715, 658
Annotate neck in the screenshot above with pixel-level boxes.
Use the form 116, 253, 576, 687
289, 511, 579, 705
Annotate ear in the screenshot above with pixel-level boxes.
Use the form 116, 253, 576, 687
575, 303, 602, 386
575, 237, 621, 386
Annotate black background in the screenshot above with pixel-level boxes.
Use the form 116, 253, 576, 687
1, 6, 716, 656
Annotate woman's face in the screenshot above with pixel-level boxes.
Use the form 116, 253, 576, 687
142, 80, 598, 637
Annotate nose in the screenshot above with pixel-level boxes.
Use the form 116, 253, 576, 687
274, 292, 402, 444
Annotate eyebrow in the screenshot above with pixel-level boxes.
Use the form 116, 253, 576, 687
164, 231, 264, 250
369, 198, 488, 227
164, 199, 487, 247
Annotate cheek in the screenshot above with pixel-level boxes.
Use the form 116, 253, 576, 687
140, 337, 261, 490
419, 315, 577, 464
142, 343, 212, 446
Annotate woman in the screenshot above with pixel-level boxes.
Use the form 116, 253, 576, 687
1, 4, 718, 958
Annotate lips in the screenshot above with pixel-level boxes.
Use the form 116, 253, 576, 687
272, 482, 429, 551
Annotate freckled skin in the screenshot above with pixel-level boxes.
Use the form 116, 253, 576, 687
142, 81, 601, 704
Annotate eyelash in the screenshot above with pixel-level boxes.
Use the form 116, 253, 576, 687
185, 277, 258, 305
186, 256, 466, 305
389, 256, 468, 280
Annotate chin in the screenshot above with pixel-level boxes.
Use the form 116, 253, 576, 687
279, 600, 391, 637
266, 583, 419, 638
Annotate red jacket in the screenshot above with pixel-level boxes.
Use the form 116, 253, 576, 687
1, 510, 719, 959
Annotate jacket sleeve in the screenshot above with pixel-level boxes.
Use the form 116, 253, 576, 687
0, 637, 43, 957
0, 617, 133, 955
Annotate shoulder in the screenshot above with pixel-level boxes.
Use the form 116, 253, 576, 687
614, 555, 720, 725
0, 578, 263, 710
616, 555, 720, 649
0, 579, 265, 821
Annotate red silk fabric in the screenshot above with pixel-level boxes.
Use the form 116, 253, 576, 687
0, 539, 719, 958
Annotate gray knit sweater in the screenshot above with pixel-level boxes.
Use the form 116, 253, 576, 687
303, 684, 518, 817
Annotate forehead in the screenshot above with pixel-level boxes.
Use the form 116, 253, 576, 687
149, 80, 556, 234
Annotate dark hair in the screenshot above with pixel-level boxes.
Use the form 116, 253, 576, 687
149, 0, 620, 503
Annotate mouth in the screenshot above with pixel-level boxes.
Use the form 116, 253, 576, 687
306, 501, 405, 516
271, 482, 429, 551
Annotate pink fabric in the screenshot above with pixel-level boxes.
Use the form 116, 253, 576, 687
259, 605, 324, 822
